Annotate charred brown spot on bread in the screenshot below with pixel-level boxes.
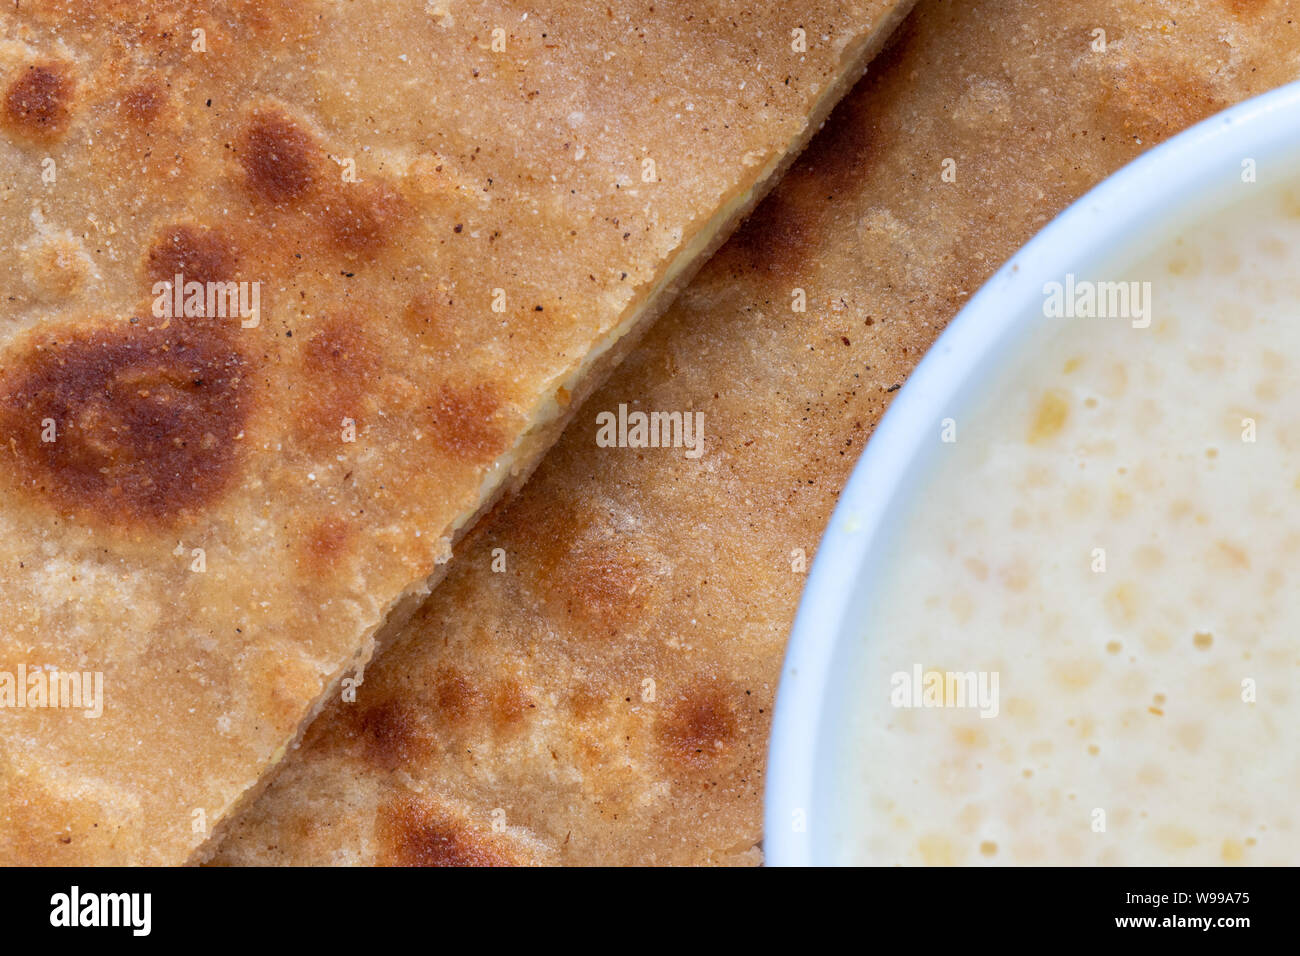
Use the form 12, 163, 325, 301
491, 680, 533, 730
427, 383, 508, 464
323, 181, 409, 256
0, 321, 251, 526
376, 795, 516, 867
431, 667, 482, 726
1221, 0, 1270, 15
521, 500, 659, 633
1100, 64, 1222, 145
4, 62, 74, 140
303, 317, 379, 380
401, 291, 459, 349
237, 110, 319, 203
657, 683, 740, 770
302, 515, 353, 569
121, 80, 166, 125
570, 540, 650, 622
564, 682, 607, 722
541, 538, 651, 634
0, 772, 111, 865
145, 224, 239, 289
346, 698, 425, 771
298, 317, 379, 437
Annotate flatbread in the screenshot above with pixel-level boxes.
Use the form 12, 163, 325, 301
0, 0, 909, 865
217, 0, 1300, 865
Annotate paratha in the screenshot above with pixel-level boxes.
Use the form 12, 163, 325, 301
0, 0, 909, 865
214, 0, 1300, 865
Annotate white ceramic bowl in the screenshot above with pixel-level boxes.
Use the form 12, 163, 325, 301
763, 79, 1300, 866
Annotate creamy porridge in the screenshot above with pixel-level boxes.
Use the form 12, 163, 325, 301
833, 180, 1300, 865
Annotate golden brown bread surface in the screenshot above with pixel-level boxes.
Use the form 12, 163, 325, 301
0, 0, 908, 865
214, 0, 1300, 867
219, 0, 1299, 865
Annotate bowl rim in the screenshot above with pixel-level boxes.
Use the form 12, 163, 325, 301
763, 78, 1300, 866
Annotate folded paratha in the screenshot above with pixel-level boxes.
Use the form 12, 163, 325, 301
218, 0, 1300, 865
0, 0, 911, 865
